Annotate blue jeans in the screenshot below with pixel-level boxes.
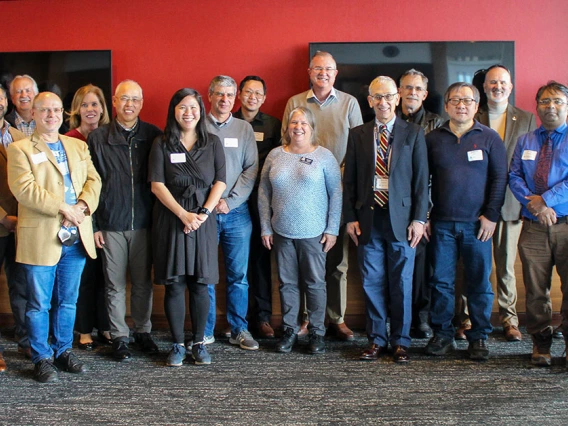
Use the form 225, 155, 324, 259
429, 220, 494, 341
205, 203, 252, 336
21, 244, 87, 363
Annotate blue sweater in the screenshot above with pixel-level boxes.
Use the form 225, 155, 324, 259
258, 146, 341, 239
426, 121, 507, 223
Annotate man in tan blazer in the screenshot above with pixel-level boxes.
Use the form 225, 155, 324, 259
7, 92, 101, 383
0, 83, 27, 372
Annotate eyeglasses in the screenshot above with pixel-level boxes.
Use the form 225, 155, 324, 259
538, 98, 567, 106
370, 93, 398, 102
311, 67, 336, 72
118, 96, 142, 105
34, 107, 64, 114
242, 90, 265, 99
402, 85, 426, 93
447, 97, 476, 106
213, 92, 235, 99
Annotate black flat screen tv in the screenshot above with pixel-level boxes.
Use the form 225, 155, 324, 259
309, 42, 514, 122
0, 50, 112, 118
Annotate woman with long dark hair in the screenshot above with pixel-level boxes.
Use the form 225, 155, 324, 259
149, 88, 226, 366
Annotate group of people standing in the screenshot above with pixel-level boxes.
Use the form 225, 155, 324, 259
0, 50, 567, 383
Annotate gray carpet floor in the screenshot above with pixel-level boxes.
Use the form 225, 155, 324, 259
1, 328, 568, 425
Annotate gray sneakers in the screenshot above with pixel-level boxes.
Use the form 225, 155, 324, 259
229, 330, 259, 351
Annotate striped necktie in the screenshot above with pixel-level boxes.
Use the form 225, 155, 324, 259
374, 125, 389, 207
534, 133, 553, 195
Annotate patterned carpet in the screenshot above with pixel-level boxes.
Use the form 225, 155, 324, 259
1, 328, 568, 425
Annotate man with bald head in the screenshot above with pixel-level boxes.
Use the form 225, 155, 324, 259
88, 80, 162, 361
6, 75, 39, 137
7, 92, 101, 382
473, 65, 536, 342
343, 76, 428, 363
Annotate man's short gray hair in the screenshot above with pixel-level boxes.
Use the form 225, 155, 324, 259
208, 75, 237, 95
10, 75, 39, 97
399, 69, 429, 89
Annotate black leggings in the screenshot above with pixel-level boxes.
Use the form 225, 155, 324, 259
164, 280, 209, 344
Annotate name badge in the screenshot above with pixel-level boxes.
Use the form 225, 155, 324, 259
522, 150, 537, 161
170, 153, 186, 163
467, 149, 483, 162
224, 138, 238, 148
374, 176, 389, 191
32, 152, 48, 164
254, 132, 264, 142
299, 157, 313, 165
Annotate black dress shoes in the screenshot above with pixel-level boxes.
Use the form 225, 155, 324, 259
277, 328, 298, 353
113, 340, 132, 361
411, 322, 433, 339
393, 345, 410, 363
34, 358, 59, 383
134, 332, 159, 354
55, 349, 87, 373
78, 341, 95, 351
308, 333, 325, 354
360, 344, 388, 360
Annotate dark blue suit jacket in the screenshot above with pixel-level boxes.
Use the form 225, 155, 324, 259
343, 118, 429, 244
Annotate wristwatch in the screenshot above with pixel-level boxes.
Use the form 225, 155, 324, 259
197, 207, 211, 216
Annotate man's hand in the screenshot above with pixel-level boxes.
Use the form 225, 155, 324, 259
526, 195, 548, 216
94, 231, 105, 249
320, 233, 337, 253
59, 202, 86, 226
0, 215, 17, 232
537, 207, 557, 226
346, 221, 361, 246
215, 199, 230, 215
261, 235, 273, 250
477, 215, 496, 242
423, 220, 432, 243
407, 221, 424, 249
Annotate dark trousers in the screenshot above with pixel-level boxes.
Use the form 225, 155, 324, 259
0, 233, 29, 349
411, 237, 431, 327
248, 190, 273, 324
75, 254, 110, 335
164, 280, 209, 344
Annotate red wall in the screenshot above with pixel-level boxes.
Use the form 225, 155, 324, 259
2, 0, 567, 128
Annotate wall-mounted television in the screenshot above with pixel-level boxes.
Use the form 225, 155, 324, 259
309, 42, 514, 122
0, 50, 113, 118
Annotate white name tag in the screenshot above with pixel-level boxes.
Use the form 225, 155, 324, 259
374, 176, 389, 191
254, 132, 264, 142
467, 149, 483, 162
170, 153, 186, 163
522, 150, 538, 161
224, 138, 238, 148
32, 152, 48, 164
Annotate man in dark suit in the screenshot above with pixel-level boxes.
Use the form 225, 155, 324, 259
343, 76, 429, 364
474, 65, 536, 342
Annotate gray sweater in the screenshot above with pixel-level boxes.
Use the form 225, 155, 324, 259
206, 114, 258, 210
258, 146, 342, 239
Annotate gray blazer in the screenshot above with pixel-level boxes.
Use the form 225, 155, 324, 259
475, 104, 537, 221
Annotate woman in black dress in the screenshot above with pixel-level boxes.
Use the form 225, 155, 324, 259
149, 88, 226, 366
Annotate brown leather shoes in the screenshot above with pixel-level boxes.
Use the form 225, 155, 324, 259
360, 344, 388, 360
258, 321, 275, 338
0, 352, 6, 372
455, 323, 471, 340
504, 325, 522, 342
393, 345, 410, 363
330, 322, 355, 341
297, 321, 309, 338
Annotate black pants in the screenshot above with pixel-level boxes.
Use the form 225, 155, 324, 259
75, 254, 111, 334
164, 280, 209, 344
411, 237, 431, 326
248, 190, 273, 324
